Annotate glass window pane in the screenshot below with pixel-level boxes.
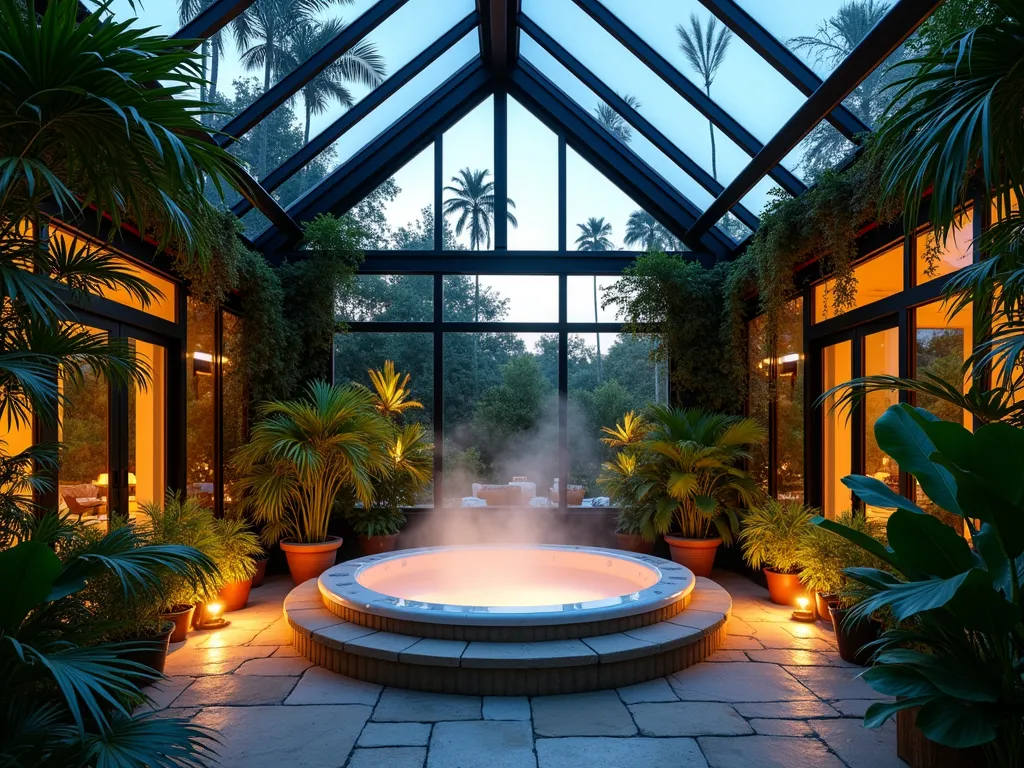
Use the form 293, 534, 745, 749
567, 276, 623, 323
717, 212, 753, 244
598, 0, 807, 142
221, 311, 246, 512
186, 299, 215, 509
338, 275, 434, 322
916, 208, 974, 285
776, 298, 804, 502
747, 315, 770, 493
59, 329, 109, 522
822, 339, 852, 519
443, 333, 556, 508
441, 97, 496, 250
443, 276, 558, 322
568, 333, 667, 507
347, 145, 435, 250
863, 327, 899, 525
814, 241, 904, 323
508, 97, 558, 250
333, 332, 434, 507
128, 339, 166, 522
782, 120, 857, 184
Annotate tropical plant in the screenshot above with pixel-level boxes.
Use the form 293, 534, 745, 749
233, 380, 391, 544
177, 0, 227, 109
624, 210, 677, 251
676, 13, 732, 179
740, 500, 816, 574
575, 217, 614, 252
142, 493, 224, 609
442, 168, 518, 250
814, 402, 1024, 762
600, 410, 651, 449
285, 18, 386, 145
0, 513, 218, 767
611, 406, 765, 542
212, 515, 263, 584
593, 94, 641, 144
796, 510, 887, 597
366, 360, 424, 419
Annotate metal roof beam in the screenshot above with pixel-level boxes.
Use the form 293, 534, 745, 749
171, 0, 253, 41
688, 0, 944, 240
697, 0, 870, 141
571, 0, 805, 197
521, 15, 758, 233
231, 12, 478, 219
255, 61, 491, 252
477, 0, 521, 77
511, 61, 735, 256
216, 0, 409, 149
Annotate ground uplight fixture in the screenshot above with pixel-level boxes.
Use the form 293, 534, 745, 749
195, 600, 230, 630
791, 596, 815, 622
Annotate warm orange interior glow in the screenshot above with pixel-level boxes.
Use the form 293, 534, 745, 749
823, 340, 853, 519
814, 243, 904, 323
916, 208, 973, 285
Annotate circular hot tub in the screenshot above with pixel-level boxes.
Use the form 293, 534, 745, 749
318, 544, 696, 642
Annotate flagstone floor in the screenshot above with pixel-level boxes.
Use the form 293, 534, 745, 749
150, 571, 905, 768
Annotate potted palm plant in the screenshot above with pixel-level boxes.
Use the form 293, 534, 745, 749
739, 499, 816, 605
598, 412, 657, 553
233, 380, 390, 584
214, 516, 263, 611
629, 406, 765, 576
346, 363, 433, 555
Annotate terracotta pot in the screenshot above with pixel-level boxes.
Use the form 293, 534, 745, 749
159, 605, 195, 643
829, 604, 880, 665
359, 533, 399, 555
664, 535, 721, 577
763, 569, 806, 606
614, 533, 655, 555
815, 592, 839, 621
280, 536, 343, 585
120, 621, 174, 680
897, 706, 987, 768
251, 557, 269, 588
218, 577, 254, 612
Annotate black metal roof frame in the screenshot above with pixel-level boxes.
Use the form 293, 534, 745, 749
166, 0, 945, 260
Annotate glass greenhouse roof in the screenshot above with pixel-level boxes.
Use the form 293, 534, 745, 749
103, 0, 939, 255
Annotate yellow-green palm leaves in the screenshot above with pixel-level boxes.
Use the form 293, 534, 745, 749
600, 411, 651, 448
367, 361, 424, 418
612, 406, 766, 544
233, 380, 391, 544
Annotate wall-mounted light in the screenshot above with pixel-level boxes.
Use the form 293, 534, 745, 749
193, 351, 213, 376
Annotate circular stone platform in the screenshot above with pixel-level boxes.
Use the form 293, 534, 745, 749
284, 546, 731, 696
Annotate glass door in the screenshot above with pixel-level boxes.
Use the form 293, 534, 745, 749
124, 336, 168, 524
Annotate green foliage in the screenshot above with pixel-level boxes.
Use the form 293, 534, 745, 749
233, 381, 391, 544
739, 500, 816, 574
0, 513, 218, 767
606, 252, 747, 413
600, 406, 765, 543
475, 356, 553, 441
817, 403, 1024, 760
796, 511, 888, 597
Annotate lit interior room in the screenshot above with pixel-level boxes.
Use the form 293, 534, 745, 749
1, 1, 1019, 767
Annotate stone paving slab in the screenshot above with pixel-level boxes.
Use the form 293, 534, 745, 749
357, 722, 432, 747
191, 705, 371, 768
137, 676, 193, 711
249, 620, 295, 646
285, 667, 382, 706
348, 747, 426, 768
832, 698, 894, 718
670, 662, 816, 702
483, 696, 531, 720
749, 718, 817, 737
622, 619, 702, 651
668, 609, 727, 635
373, 689, 481, 722
579, 632, 657, 662
704, 650, 749, 662
532, 691, 636, 737
236, 656, 314, 676
815, 719, 905, 768
428, 721, 536, 768
163, 644, 275, 676
783, 665, 887, 700
616, 677, 678, 704
536, 737, 708, 768
313, 620, 378, 650
399, 638, 467, 667
698, 734, 846, 768
344, 630, 421, 661
285, 607, 343, 636
461, 639, 597, 668
733, 700, 842, 719
746, 649, 852, 667
629, 702, 752, 737
174, 674, 297, 707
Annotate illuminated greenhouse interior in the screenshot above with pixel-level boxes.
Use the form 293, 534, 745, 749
2, 0, 1021, 766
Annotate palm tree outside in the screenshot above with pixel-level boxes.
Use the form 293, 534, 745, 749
624, 210, 668, 251
178, 0, 226, 115
676, 14, 732, 180
442, 168, 518, 251
593, 94, 641, 144
575, 217, 614, 381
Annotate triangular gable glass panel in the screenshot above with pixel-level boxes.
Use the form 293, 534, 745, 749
508, 97, 558, 251
567, 147, 685, 252
217, 0, 474, 180
596, 0, 808, 143
520, 34, 716, 213
249, 30, 477, 223
523, 0, 753, 187
343, 143, 435, 251
732, 0, 887, 80
441, 97, 496, 251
